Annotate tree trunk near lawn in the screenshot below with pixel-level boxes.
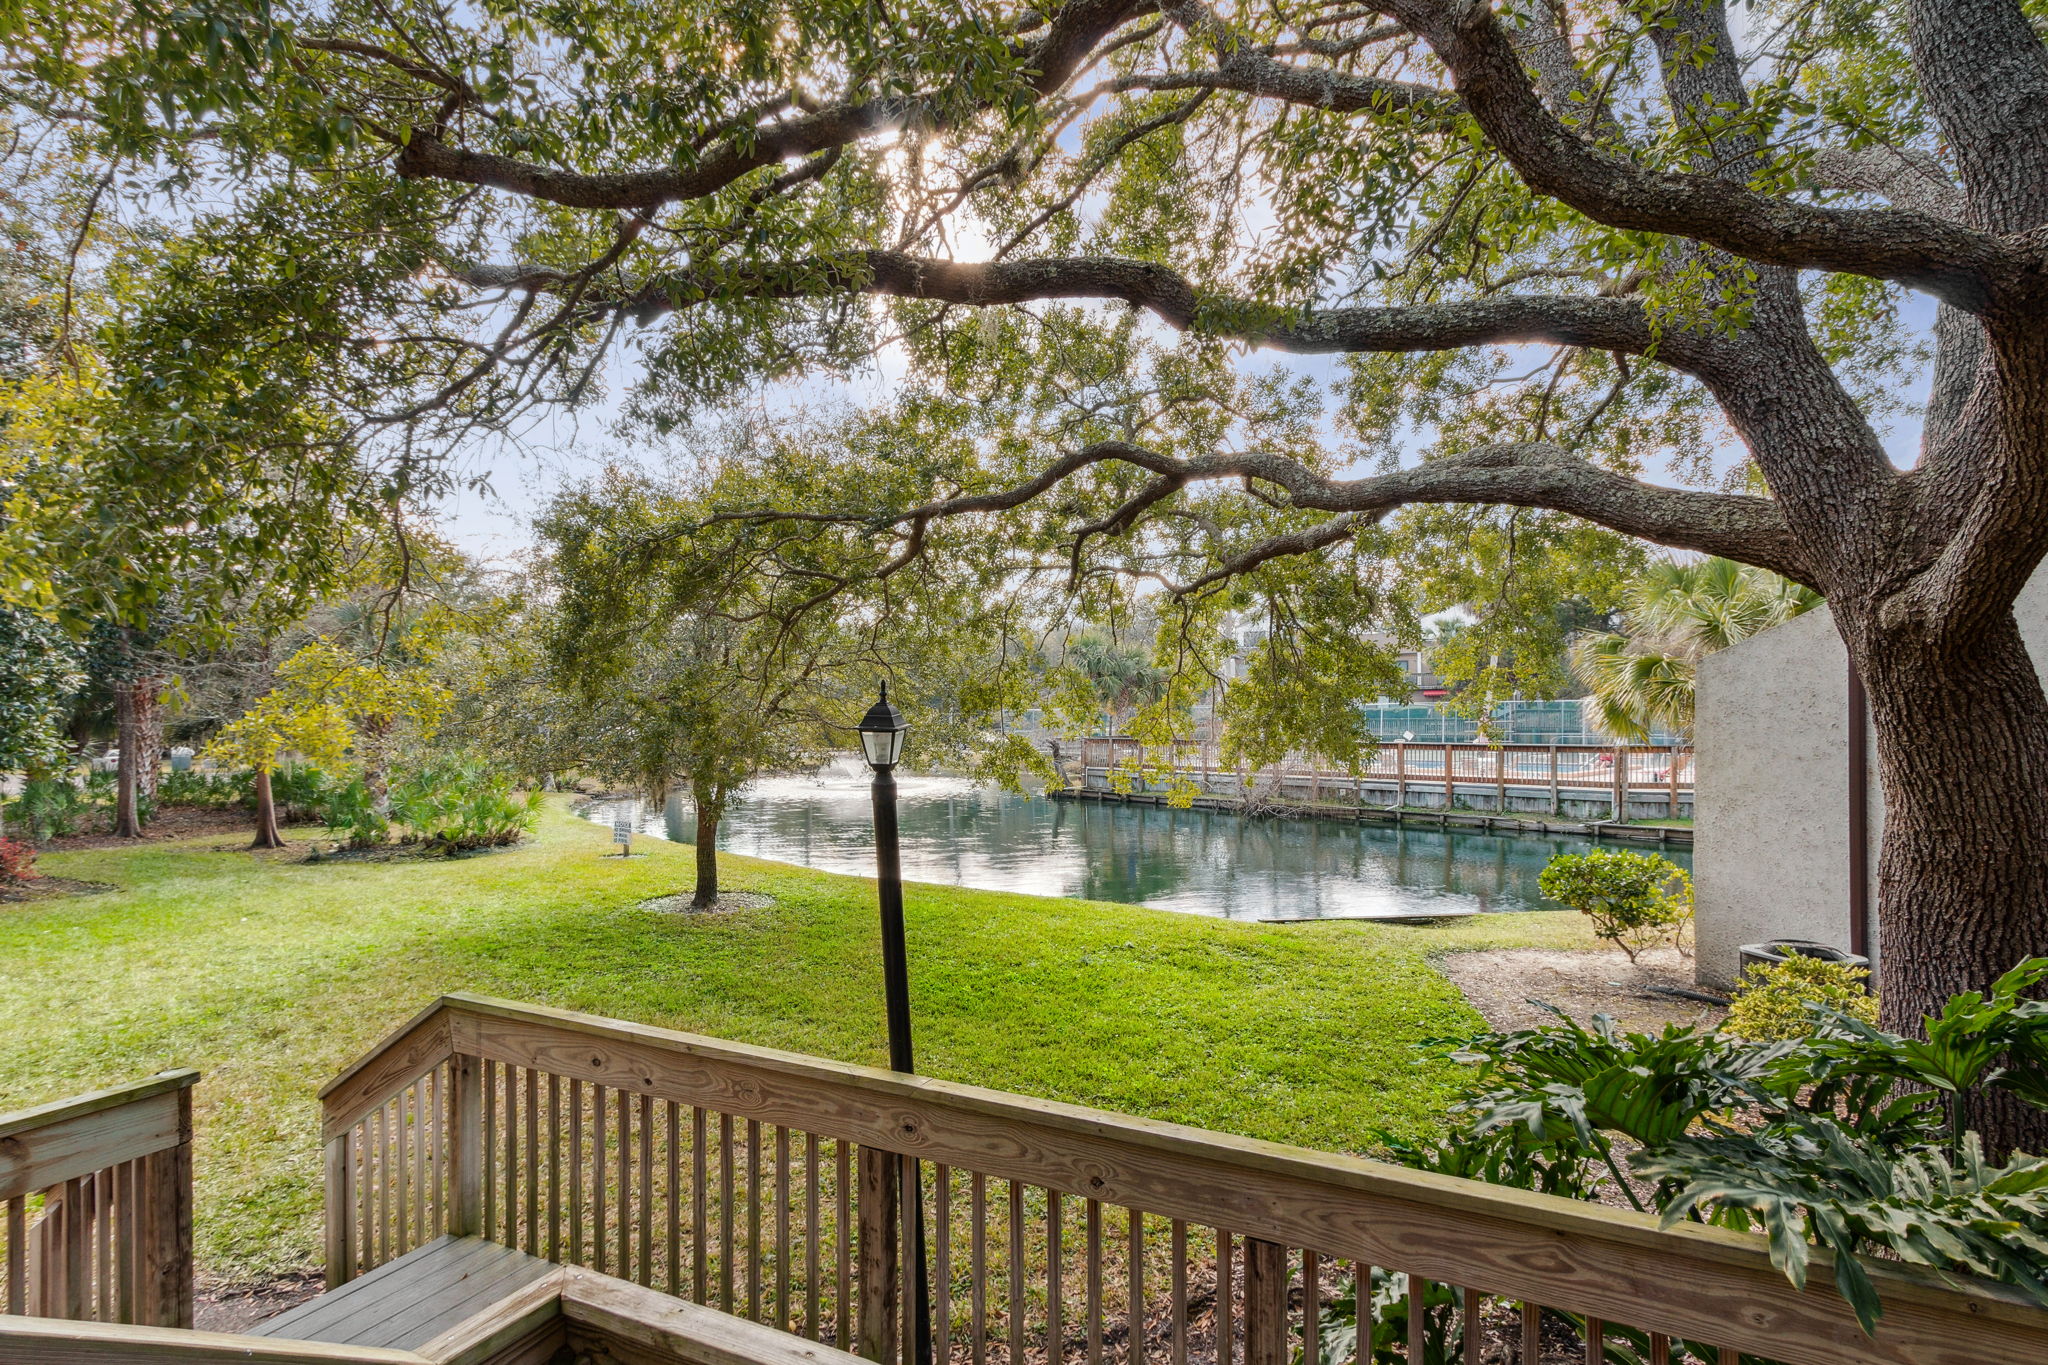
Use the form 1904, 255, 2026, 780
692, 799, 719, 909
1853, 607, 2048, 1157
250, 768, 285, 849
133, 678, 163, 805
113, 685, 142, 838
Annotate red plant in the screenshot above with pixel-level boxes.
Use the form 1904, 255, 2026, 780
0, 836, 38, 884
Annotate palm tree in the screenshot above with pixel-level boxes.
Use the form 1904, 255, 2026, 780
1572, 558, 1821, 743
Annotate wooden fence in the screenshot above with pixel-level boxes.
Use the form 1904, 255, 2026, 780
0, 1070, 196, 1327
320, 994, 2048, 1365
1079, 738, 1692, 819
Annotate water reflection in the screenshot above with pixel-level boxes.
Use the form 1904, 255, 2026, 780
589, 769, 1689, 922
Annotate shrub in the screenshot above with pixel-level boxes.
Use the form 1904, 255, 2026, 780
319, 776, 390, 848
81, 767, 154, 826
391, 762, 541, 853
268, 765, 335, 823
5, 777, 93, 841
1726, 955, 1878, 1041
1537, 848, 1692, 960
1384, 958, 2048, 1341
0, 836, 38, 883
157, 770, 243, 809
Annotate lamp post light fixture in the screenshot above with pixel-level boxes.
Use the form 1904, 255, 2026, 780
855, 682, 932, 1365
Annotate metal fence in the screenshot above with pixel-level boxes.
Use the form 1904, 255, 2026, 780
1357, 699, 1679, 748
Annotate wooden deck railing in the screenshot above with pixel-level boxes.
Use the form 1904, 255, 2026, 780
0, 1070, 197, 1327
319, 995, 2048, 1365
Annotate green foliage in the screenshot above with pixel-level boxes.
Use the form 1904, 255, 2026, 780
1571, 559, 1821, 743
156, 770, 244, 810
1304, 1270, 1465, 1365
1064, 628, 1166, 724
1727, 956, 1878, 1041
1393, 960, 2048, 1335
389, 762, 541, 853
1216, 622, 1401, 777
1537, 850, 1693, 961
0, 0, 1946, 757
84, 768, 152, 827
261, 765, 336, 824
205, 692, 350, 776
6, 776, 96, 841
1645, 1124, 2048, 1334
0, 607, 86, 774
318, 777, 389, 849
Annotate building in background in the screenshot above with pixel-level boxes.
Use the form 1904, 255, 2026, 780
1691, 568, 2048, 988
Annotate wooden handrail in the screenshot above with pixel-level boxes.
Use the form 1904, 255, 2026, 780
0, 1071, 197, 1328
0, 1072, 198, 1148
318, 995, 2048, 1365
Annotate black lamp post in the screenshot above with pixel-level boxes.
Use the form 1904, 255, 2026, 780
855, 683, 932, 1365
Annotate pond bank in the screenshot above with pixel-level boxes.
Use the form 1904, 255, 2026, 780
1051, 785, 1695, 848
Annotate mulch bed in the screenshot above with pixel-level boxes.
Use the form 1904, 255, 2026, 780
24, 806, 283, 851
194, 1269, 325, 1334
1433, 945, 1725, 1035
0, 875, 117, 904
293, 840, 524, 865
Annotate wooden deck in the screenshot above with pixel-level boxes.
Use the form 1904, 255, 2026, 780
250, 1237, 556, 1353
2, 1255, 878, 1364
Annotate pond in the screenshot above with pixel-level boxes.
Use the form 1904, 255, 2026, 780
585, 767, 1690, 922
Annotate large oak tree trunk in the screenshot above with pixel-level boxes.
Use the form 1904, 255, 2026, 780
1854, 608, 2048, 1156
692, 800, 719, 909
250, 768, 286, 850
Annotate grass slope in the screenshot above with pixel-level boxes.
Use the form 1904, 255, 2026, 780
1, 800, 1597, 1279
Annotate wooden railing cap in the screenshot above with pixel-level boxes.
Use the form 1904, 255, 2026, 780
0, 1068, 198, 1142
316, 995, 459, 1102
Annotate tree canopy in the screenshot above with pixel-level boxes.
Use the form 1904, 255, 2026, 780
11, 0, 2048, 1143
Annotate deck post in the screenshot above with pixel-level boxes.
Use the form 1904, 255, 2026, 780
449, 1053, 484, 1239
143, 1086, 193, 1327
1495, 746, 1507, 814
1669, 745, 1683, 820
856, 1144, 900, 1364
1548, 745, 1561, 816
1243, 1236, 1288, 1365
1612, 745, 1628, 823
1443, 744, 1454, 810
324, 1132, 356, 1288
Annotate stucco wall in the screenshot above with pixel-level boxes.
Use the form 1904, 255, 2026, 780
1695, 569, 2048, 989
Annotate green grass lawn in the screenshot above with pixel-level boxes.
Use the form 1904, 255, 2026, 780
1, 799, 1598, 1281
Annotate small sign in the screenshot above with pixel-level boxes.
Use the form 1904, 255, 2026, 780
612, 804, 634, 855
